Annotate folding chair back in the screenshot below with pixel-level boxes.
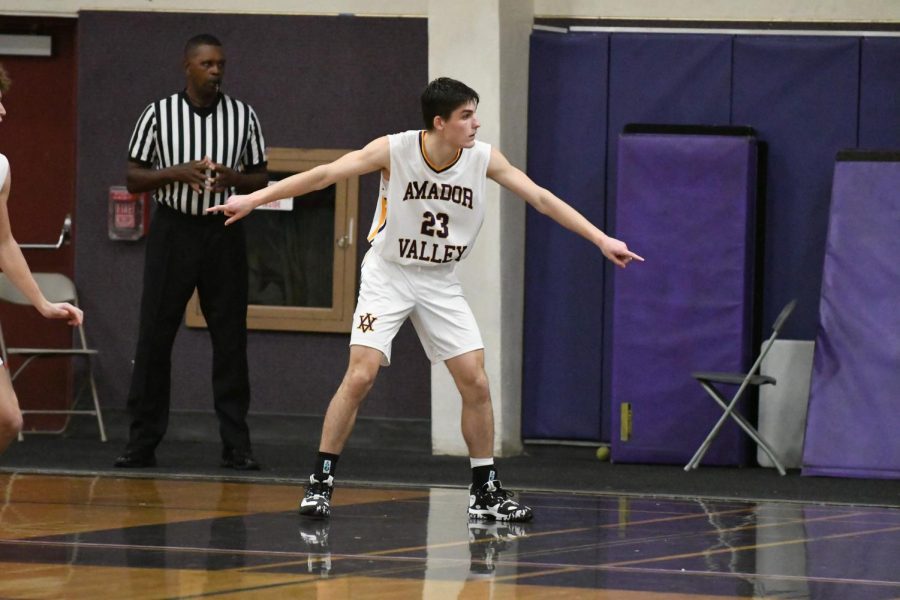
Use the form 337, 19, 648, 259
750, 299, 798, 382
0, 273, 106, 442
771, 299, 797, 335
0, 273, 78, 305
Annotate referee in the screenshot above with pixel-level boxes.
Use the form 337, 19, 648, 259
115, 34, 268, 470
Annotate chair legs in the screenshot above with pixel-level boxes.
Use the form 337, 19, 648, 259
15, 358, 106, 443
685, 382, 786, 476
87, 366, 107, 442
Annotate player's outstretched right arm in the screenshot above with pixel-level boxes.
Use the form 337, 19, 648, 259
0, 165, 83, 325
208, 137, 390, 226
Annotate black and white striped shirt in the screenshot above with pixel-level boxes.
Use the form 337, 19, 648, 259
127, 91, 267, 216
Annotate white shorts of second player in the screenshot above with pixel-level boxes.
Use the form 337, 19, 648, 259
350, 250, 484, 367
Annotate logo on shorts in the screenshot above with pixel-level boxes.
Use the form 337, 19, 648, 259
357, 313, 377, 333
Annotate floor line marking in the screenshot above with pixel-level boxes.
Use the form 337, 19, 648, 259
603, 523, 900, 569
4, 540, 899, 589
507, 509, 870, 562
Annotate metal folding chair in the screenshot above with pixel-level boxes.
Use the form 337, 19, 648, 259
0, 273, 106, 442
684, 300, 797, 476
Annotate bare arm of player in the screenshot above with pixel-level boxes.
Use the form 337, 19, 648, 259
487, 147, 644, 268
0, 172, 82, 325
207, 137, 391, 226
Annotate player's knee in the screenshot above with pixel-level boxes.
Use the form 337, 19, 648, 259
457, 369, 490, 401
343, 364, 378, 396
0, 409, 23, 440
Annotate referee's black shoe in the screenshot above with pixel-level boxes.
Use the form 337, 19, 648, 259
221, 449, 261, 471
114, 450, 157, 468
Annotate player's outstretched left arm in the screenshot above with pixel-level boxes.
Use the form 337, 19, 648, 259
487, 148, 644, 268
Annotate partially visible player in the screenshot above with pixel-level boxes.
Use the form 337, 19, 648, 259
0, 63, 84, 455
209, 77, 643, 521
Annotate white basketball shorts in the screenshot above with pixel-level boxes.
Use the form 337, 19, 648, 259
350, 250, 484, 366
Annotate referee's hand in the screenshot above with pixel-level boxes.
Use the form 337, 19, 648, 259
172, 158, 213, 194
206, 160, 240, 192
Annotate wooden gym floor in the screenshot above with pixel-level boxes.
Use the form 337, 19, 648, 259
2, 473, 900, 599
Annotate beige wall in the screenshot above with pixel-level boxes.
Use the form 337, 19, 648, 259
535, 0, 900, 23
3, 0, 899, 22
427, 0, 533, 456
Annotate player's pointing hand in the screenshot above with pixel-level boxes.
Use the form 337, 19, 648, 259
206, 194, 254, 225
599, 235, 644, 268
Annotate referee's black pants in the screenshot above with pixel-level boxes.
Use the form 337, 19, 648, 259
125, 203, 252, 457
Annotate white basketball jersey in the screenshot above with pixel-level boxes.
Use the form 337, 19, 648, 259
0, 154, 9, 189
367, 130, 490, 267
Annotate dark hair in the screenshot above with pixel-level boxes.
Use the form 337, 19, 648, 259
0, 63, 10, 94
184, 34, 223, 57
421, 77, 479, 130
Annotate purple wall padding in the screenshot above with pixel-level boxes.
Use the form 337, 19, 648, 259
524, 32, 883, 446
598, 34, 734, 441
802, 153, 900, 479
523, 31, 609, 440
732, 36, 859, 340
606, 34, 733, 208
859, 38, 900, 148
610, 131, 758, 465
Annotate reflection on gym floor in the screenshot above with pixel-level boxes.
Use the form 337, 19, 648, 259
1, 473, 899, 599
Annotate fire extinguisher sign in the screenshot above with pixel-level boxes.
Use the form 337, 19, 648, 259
108, 186, 149, 241
113, 190, 136, 229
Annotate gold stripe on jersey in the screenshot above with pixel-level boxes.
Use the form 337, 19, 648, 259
367, 196, 389, 242
419, 131, 462, 173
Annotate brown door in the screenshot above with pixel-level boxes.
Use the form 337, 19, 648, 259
0, 17, 78, 432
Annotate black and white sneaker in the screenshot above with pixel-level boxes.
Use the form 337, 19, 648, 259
468, 480, 533, 522
299, 474, 334, 519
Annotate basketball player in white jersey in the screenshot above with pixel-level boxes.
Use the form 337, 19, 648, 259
0, 63, 84, 455
209, 77, 643, 521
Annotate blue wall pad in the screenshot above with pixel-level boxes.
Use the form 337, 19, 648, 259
610, 128, 758, 465
522, 31, 610, 440
732, 36, 859, 339
860, 38, 900, 149
602, 33, 733, 442
802, 152, 900, 479
523, 31, 891, 445
606, 33, 732, 208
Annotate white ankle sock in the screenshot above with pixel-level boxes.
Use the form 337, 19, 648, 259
470, 457, 494, 469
